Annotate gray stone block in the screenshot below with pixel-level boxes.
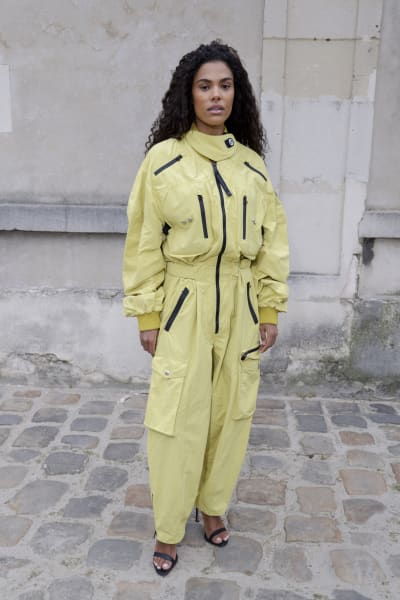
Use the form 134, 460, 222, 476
327, 401, 361, 414
120, 409, 144, 424
343, 498, 385, 523
185, 577, 241, 600
9, 480, 68, 514
295, 414, 327, 433
369, 403, 397, 414
0, 428, 10, 445
61, 435, 99, 449
250, 454, 285, 473
48, 577, 94, 600
87, 539, 142, 570
85, 466, 128, 492
43, 452, 88, 475
272, 546, 312, 582
0, 556, 30, 576
237, 478, 286, 505
331, 414, 367, 428
107, 511, 154, 540
63, 495, 112, 518
333, 591, 372, 600
300, 434, 335, 456
79, 400, 115, 415
256, 592, 309, 600
213, 535, 262, 574
18, 592, 45, 600
291, 400, 323, 414
389, 443, 400, 455
32, 407, 68, 423
30, 522, 91, 556
0, 414, 23, 425
1, 398, 33, 412
227, 506, 276, 533
103, 443, 139, 462
249, 427, 290, 449
388, 554, 400, 578
301, 459, 335, 485
70, 417, 107, 432
13, 426, 59, 448
0, 466, 28, 489
367, 413, 400, 424
0, 516, 32, 546
9, 449, 40, 462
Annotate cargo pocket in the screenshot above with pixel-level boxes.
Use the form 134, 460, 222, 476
144, 356, 187, 436
233, 353, 260, 420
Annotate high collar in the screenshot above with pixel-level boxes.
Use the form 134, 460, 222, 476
184, 124, 238, 162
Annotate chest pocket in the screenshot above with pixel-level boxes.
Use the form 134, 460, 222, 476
239, 194, 264, 258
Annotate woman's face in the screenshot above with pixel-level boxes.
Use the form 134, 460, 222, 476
192, 60, 234, 135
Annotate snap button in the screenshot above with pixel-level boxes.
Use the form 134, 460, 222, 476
164, 369, 170, 377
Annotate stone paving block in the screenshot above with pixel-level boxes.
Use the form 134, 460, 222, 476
0, 414, 23, 425
1, 398, 33, 412
369, 403, 397, 414
87, 539, 142, 570
300, 434, 334, 456
383, 427, 400, 441
9, 480, 68, 514
85, 466, 128, 492
0, 428, 10, 445
120, 410, 144, 424
272, 546, 312, 582
391, 463, 400, 482
13, 426, 59, 448
213, 535, 262, 574
340, 469, 387, 495
181, 521, 204, 547
250, 454, 285, 473
0, 516, 32, 546
339, 431, 374, 446
0, 556, 30, 576
0, 465, 28, 489
61, 434, 99, 449
237, 478, 286, 505
256, 591, 309, 600
30, 522, 91, 556
300, 459, 335, 485
48, 577, 94, 600
256, 397, 286, 409
343, 498, 385, 523
331, 414, 367, 428
18, 592, 45, 600
330, 549, 385, 585
367, 413, 400, 424
296, 486, 336, 513
63, 495, 112, 518
103, 443, 139, 462
185, 577, 241, 600
327, 401, 361, 414
125, 484, 152, 508
253, 409, 287, 426
79, 401, 115, 415
249, 427, 290, 449
9, 449, 40, 462
45, 392, 81, 405
108, 511, 154, 540
13, 389, 41, 398
43, 451, 88, 475
333, 592, 373, 600
70, 417, 107, 432
290, 400, 323, 414
113, 581, 160, 600
227, 506, 276, 533
346, 449, 383, 469
285, 515, 341, 542
110, 426, 144, 440
388, 554, 400, 578
388, 443, 400, 456
32, 407, 68, 423
295, 414, 327, 433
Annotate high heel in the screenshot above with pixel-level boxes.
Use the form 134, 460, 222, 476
195, 507, 199, 522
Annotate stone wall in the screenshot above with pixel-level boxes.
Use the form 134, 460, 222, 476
0, 0, 399, 390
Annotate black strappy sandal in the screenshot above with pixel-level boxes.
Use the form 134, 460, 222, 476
152, 551, 178, 577
195, 508, 229, 547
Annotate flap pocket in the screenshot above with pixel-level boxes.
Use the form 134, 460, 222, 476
233, 353, 260, 420
144, 357, 187, 436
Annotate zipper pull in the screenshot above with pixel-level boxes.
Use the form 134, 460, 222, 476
241, 345, 260, 361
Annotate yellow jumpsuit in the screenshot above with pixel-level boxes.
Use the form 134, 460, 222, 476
123, 125, 289, 543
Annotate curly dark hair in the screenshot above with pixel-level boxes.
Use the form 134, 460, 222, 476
145, 40, 267, 157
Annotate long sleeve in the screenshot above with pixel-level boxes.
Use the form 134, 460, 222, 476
252, 180, 289, 325
122, 154, 166, 329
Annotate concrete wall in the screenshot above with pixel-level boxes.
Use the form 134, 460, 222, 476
0, 0, 399, 390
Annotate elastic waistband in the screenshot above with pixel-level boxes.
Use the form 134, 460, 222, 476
166, 258, 251, 280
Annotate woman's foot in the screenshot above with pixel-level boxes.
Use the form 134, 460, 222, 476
153, 540, 177, 574
201, 512, 229, 546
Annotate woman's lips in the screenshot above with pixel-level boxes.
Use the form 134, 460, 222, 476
208, 106, 224, 114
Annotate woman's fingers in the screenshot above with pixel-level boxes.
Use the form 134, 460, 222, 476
139, 329, 159, 356
259, 323, 278, 353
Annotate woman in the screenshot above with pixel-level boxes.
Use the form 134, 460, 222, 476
123, 40, 289, 575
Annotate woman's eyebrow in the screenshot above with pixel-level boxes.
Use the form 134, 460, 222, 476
195, 77, 234, 83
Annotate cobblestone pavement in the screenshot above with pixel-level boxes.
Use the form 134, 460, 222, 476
0, 384, 399, 600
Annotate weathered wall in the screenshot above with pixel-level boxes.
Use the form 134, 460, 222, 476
0, 0, 399, 390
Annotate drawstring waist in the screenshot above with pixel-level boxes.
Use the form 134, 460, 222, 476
166, 258, 251, 282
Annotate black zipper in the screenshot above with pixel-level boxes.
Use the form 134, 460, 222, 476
246, 281, 259, 324
165, 287, 189, 331
242, 196, 247, 239
154, 154, 183, 176
244, 161, 267, 182
197, 195, 208, 238
212, 161, 229, 334
241, 346, 260, 361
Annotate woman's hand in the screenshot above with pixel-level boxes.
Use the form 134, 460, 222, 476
259, 323, 278, 353
140, 329, 159, 357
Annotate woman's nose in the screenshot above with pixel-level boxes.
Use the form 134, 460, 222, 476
211, 86, 221, 100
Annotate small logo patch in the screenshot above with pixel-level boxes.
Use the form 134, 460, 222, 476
225, 137, 235, 148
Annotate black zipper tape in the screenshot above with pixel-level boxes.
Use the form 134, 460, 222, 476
244, 161, 267, 182
241, 346, 260, 361
197, 195, 208, 238
154, 154, 183, 176
212, 161, 228, 334
246, 281, 259, 324
242, 196, 247, 239
165, 287, 189, 331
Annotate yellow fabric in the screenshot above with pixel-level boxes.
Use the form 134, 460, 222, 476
137, 311, 161, 331
259, 306, 278, 325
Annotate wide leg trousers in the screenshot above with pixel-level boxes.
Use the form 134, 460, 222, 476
144, 259, 261, 543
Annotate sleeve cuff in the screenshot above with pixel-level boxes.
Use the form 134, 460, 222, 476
137, 312, 161, 331
259, 307, 278, 325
